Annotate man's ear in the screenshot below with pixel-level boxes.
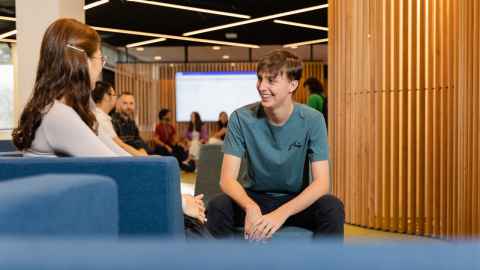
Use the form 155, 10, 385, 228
289, 80, 299, 93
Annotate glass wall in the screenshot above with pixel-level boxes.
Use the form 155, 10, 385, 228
0, 43, 14, 131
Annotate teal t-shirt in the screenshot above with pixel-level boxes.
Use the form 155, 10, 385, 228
223, 102, 328, 195
307, 94, 325, 113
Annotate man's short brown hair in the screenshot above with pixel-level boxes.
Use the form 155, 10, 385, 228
119, 91, 134, 98
256, 49, 303, 81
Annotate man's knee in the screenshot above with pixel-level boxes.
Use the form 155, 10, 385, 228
206, 194, 237, 238
314, 194, 345, 223
208, 193, 231, 210
207, 193, 235, 221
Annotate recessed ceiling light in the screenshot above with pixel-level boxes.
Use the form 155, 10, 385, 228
92, 26, 260, 48
212, 46, 221, 50
84, 0, 110, 10
154, 56, 162, 60
126, 0, 250, 19
222, 55, 230, 60
183, 4, 328, 36
225, 33, 238, 40
273, 20, 328, 31
283, 38, 328, 48
136, 47, 145, 51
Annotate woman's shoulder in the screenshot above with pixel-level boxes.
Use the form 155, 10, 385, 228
43, 100, 83, 126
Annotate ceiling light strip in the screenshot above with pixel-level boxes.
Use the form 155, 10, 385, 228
84, 0, 110, 10
0, 30, 17, 40
273, 20, 328, 31
0, 16, 16, 22
92, 26, 260, 48
126, 37, 167, 48
127, 0, 250, 19
0, 38, 16, 43
283, 38, 329, 48
183, 4, 328, 36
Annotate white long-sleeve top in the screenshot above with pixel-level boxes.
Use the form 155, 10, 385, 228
94, 107, 131, 156
25, 100, 130, 157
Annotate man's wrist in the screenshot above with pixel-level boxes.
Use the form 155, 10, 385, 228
277, 204, 294, 218
244, 202, 260, 212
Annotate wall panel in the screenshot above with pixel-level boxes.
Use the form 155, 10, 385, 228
329, 0, 479, 239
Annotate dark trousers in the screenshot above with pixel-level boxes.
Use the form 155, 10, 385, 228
154, 145, 196, 172
206, 191, 345, 240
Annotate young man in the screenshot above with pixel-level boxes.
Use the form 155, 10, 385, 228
206, 50, 344, 240
91, 81, 147, 157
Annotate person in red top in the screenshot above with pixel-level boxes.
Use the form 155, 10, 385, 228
153, 109, 195, 172
153, 109, 176, 154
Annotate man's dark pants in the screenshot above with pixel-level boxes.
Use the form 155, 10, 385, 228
206, 190, 345, 239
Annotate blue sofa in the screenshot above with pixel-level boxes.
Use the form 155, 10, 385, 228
0, 139, 20, 157
0, 239, 477, 269
0, 174, 117, 236
0, 156, 184, 238
0, 139, 15, 152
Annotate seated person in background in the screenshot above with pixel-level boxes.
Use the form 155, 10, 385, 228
208, 111, 228, 144
153, 108, 177, 155
92, 81, 148, 156
153, 109, 195, 172
206, 50, 344, 240
303, 77, 328, 127
11, 18, 206, 225
173, 136, 196, 173
184, 111, 208, 159
111, 92, 150, 155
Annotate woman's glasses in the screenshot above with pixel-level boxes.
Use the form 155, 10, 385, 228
91, 55, 107, 67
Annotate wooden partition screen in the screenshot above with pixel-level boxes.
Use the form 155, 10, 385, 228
116, 62, 324, 140
329, 0, 479, 239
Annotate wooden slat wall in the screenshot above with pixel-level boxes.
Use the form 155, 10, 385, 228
329, 0, 479, 239
116, 62, 324, 141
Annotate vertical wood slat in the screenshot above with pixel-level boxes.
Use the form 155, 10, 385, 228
329, 0, 479, 239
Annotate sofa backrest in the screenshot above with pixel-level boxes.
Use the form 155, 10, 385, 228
0, 240, 476, 270
0, 156, 184, 238
195, 144, 224, 202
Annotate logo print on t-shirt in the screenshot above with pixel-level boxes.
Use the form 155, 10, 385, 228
288, 141, 302, 151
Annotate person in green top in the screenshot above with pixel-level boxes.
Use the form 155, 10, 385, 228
206, 50, 344, 241
304, 77, 327, 126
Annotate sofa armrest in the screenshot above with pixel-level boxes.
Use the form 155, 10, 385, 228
0, 174, 117, 236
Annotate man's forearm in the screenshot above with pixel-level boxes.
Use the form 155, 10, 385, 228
277, 178, 329, 217
113, 137, 148, 156
152, 137, 163, 146
220, 179, 259, 211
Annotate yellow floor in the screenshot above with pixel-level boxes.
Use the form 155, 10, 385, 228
181, 172, 440, 242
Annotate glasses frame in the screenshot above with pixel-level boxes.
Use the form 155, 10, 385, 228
91, 55, 107, 67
